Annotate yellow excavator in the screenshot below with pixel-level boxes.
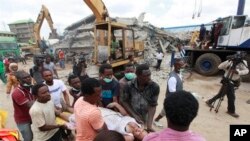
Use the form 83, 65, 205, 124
22, 5, 58, 54
83, 0, 144, 68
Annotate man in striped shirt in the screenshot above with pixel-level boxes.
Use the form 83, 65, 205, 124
74, 78, 107, 141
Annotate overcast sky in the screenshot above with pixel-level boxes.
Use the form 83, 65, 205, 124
1, 0, 249, 39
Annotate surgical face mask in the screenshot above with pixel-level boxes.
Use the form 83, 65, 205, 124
180, 68, 184, 73
103, 78, 113, 83
23, 83, 32, 88
125, 73, 136, 80
72, 87, 80, 92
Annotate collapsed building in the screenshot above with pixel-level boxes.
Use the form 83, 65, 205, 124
53, 13, 184, 66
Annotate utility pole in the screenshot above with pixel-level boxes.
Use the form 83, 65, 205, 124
237, 0, 245, 15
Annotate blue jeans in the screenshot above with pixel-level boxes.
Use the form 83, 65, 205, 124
170, 51, 176, 68
59, 59, 65, 69
17, 122, 33, 141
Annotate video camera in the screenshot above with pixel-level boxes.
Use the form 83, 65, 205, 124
226, 51, 246, 65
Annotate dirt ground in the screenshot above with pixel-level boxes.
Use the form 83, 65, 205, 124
0, 56, 250, 141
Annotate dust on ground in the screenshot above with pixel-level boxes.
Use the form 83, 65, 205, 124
0, 56, 250, 141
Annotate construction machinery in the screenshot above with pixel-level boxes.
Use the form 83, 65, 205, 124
186, 15, 250, 81
83, 0, 144, 68
22, 5, 58, 54
0, 36, 20, 58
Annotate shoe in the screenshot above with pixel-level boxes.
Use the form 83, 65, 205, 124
206, 100, 214, 108
153, 121, 163, 128
226, 111, 239, 118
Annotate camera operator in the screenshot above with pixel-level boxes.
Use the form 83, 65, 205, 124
206, 52, 249, 118
30, 58, 45, 84
72, 56, 89, 83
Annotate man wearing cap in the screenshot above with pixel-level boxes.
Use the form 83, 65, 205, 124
120, 64, 160, 132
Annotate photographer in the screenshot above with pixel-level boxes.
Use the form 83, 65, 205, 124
206, 52, 249, 118
30, 57, 45, 84
72, 56, 89, 83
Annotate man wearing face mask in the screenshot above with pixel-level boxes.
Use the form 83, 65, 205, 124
153, 58, 185, 127
119, 63, 136, 91
120, 64, 160, 132
68, 74, 81, 106
11, 70, 35, 141
99, 63, 120, 107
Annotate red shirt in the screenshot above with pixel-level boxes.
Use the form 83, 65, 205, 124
3, 58, 10, 73
11, 86, 34, 124
59, 51, 65, 59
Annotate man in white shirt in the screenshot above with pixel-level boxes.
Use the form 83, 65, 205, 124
206, 53, 249, 118
42, 69, 72, 112
30, 83, 66, 141
155, 51, 164, 71
154, 58, 185, 127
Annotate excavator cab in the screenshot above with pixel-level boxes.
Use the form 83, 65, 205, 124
94, 22, 141, 67
84, 0, 144, 70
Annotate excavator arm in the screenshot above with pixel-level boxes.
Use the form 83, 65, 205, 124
33, 5, 58, 48
83, 0, 109, 23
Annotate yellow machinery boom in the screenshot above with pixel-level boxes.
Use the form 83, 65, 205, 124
33, 5, 58, 49
83, 0, 109, 23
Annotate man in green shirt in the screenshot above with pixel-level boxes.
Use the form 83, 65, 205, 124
111, 36, 120, 59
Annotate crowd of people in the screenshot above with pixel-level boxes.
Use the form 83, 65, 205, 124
0, 49, 248, 141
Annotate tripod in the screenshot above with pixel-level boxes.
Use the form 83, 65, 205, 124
209, 61, 238, 113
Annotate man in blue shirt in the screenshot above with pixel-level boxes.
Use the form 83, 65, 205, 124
99, 64, 120, 107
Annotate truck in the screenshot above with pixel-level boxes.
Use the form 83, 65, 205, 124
186, 15, 250, 81
83, 0, 144, 70
0, 36, 20, 58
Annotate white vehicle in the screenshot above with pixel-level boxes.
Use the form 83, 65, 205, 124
218, 15, 250, 48
186, 15, 250, 81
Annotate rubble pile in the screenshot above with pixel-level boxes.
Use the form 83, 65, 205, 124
53, 14, 184, 65
53, 13, 185, 80
171, 31, 193, 43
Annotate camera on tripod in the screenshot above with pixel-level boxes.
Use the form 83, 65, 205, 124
226, 51, 246, 65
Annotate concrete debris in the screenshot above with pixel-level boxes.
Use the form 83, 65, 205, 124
170, 31, 193, 43
53, 14, 184, 66
151, 69, 170, 84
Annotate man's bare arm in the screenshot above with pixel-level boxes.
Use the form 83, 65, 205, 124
120, 100, 143, 124
147, 106, 156, 131
107, 102, 128, 116
62, 90, 71, 106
